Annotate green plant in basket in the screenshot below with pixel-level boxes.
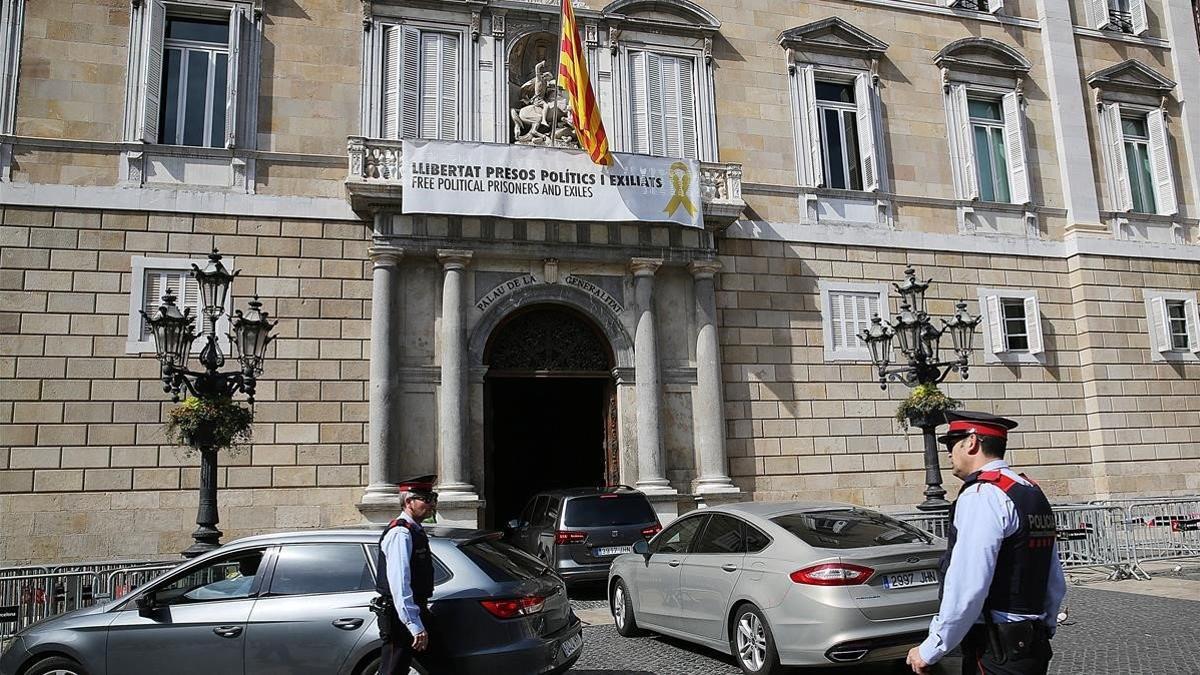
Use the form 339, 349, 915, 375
165, 396, 254, 455
895, 383, 962, 430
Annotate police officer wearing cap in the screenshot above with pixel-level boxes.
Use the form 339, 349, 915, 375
373, 475, 439, 675
906, 411, 1066, 675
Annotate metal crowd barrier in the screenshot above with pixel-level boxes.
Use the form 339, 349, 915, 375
1124, 499, 1200, 570
0, 560, 177, 640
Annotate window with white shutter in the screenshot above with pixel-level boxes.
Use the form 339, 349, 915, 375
1143, 291, 1200, 360
1100, 105, 1176, 215
977, 289, 1045, 363
791, 72, 883, 192
381, 25, 460, 141
945, 0, 1003, 13
626, 50, 699, 159
944, 87, 1031, 205
1089, 0, 1149, 34
819, 281, 889, 361
127, 256, 234, 354
132, 2, 253, 148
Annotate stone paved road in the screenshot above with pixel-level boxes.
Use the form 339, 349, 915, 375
569, 583, 1200, 674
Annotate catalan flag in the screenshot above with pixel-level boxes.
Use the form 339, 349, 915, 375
557, 0, 611, 165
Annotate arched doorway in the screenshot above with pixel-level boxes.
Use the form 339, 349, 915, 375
483, 305, 617, 525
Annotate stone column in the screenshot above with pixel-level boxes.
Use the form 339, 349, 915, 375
630, 258, 675, 496
362, 245, 403, 510
689, 260, 739, 496
1164, 0, 1200, 215
436, 249, 476, 500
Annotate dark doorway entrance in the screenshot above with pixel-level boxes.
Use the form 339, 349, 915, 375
483, 305, 616, 526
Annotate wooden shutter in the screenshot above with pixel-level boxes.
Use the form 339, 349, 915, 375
949, 84, 978, 200
1185, 298, 1200, 352
1101, 103, 1133, 211
676, 56, 698, 159
1023, 296, 1044, 355
854, 72, 880, 192
628, 51, 649, 154
1086, 0, 1112, 28
1149, 296, 1171, 352
399, 26, 421, 139
801, 65, 823, 188
224, 7, 245, 148
1130, 0, 1149, 35
138, 0, 167, 143
985, 295, 1005, 354
1146, 108, 1177, 216
660, 54, 681, 157
988, 0, 1005, 14
647, 52, 665, 156
1002, 91, 1030, 205
420, 31, 459, 141
829, 292, 846, 350
143, 269, 200, 340
381, 25, 401, 139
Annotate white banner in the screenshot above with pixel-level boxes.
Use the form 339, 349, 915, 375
401, 140, 703, 228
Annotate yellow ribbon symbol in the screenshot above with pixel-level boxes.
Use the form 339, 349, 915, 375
663, 161, 697, 219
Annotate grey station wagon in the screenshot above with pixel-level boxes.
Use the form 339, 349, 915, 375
0, 528, 583, 675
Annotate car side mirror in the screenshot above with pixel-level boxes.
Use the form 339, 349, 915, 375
632, 540, 650, 557
135, 593, 158, 615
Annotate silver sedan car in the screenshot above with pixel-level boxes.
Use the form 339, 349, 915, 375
607, 502, 946, 674
1, 528, 582, 675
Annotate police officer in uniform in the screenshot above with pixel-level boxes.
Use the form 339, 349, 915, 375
373, 475, 439, 675
906, 411, 1066, 675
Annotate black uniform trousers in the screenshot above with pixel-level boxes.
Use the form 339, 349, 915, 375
380, 608, 437, 675
960, 623, 1052, 675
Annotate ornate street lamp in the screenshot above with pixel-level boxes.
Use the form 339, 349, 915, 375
858, 266, 980, 511
141, 249, 277, 557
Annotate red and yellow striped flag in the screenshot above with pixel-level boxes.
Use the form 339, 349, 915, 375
557, 0, 611, 165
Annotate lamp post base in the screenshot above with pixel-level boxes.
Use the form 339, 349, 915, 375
916, 422, 951, 512
916, 495, 952, 512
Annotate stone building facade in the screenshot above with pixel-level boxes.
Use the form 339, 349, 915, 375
1, 0, 1199, 563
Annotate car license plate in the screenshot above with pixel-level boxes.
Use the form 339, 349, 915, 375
594, 546, 631, 557
560, 631, 583, 658
883, 570, 939, 589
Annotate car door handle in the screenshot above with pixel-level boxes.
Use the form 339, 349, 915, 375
668, 559, 681, 567
213, 626, 243, 638
722, 563, 739, 572
332, 618, 364, 631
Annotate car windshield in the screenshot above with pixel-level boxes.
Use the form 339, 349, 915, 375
771, 509, 929, 549
462, 539, 554, 583
563, 495, 657, 527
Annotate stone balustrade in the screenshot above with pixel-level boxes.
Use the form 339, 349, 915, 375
346, 136, 744, 227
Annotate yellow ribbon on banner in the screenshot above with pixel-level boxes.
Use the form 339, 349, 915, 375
663, 162, 697, 219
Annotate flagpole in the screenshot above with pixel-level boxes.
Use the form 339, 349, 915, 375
550, 0, 564, 149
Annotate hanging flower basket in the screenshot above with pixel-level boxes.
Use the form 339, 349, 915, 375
895, 383, 962, 430
164, 396, 254, 456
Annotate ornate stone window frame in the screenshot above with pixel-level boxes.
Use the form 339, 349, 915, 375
818, 280, 890, 362
780, 17, 892, 229
121, 0, 263, 193
602, 0, 720, 161
1087, 59, 1182, 244
976, 287, 1046, 364
934, 37, 1038, 239
360, 1, 478, 142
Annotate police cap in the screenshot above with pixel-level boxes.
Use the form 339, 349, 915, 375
937, 410, 1018, 446
397, 474, 438, 501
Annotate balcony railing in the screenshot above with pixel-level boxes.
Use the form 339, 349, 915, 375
346, 136, 744, 228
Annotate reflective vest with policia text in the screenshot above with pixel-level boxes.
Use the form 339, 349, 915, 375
375, 519, 435, 607
939, 470, 1057, 614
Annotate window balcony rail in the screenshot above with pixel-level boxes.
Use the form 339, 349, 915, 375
346, 136, 744, 228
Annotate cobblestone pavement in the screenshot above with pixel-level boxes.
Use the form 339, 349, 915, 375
568, 582, 1200, 674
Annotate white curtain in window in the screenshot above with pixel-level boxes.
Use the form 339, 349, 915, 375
1099, 102, 1134, 212
1145, 108, 1178, 216
1002, 91, 1030, 205
628, 51, 698, 159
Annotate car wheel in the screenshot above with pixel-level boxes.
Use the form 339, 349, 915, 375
24, 656, 89, 675
354, 653, 380, 675
610, 578, 643, 637
729, 604, 782, 675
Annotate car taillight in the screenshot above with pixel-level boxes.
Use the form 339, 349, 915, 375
555, 530, 587, 544
641, 524, 662, 538
790, 563, 874, 586
480, 596, 546, 619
